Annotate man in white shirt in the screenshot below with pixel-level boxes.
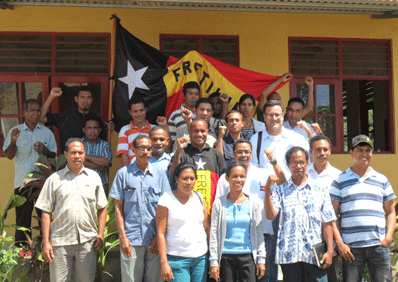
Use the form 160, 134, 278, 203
307, 134, 341, 282
250, 99, 309, 179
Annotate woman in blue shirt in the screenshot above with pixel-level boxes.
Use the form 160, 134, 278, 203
210, 162, 266, 281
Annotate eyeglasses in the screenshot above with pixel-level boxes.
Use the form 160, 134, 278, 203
265, 113, 283, 119
135, 146, 153, 151
289, 161, 307, 167
234, 150, 252, 155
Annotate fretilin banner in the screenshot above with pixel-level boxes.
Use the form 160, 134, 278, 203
112, 18, 284, 132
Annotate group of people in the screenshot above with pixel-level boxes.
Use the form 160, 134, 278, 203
3, 74, 396, 282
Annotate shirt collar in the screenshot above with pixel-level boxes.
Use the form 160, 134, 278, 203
187, 143, 210, 153
286, 177, 311, 190
22, 122, 42, 131
81, 136, 101, 144
346, 166, 374, 180
307, 161, 331, 175
263, 127, 288, 139
63, 165, 89, 176
129, 120, 152, 130
130, 160, 154, 176
150, 152, 172, 162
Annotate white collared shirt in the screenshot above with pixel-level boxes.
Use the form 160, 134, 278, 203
307, 162, 342, 190
283, 120, 316, 139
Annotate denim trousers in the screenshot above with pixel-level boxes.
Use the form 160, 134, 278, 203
167, 253, 208, 282
342, 245, 391, 282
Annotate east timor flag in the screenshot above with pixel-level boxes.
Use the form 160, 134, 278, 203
112, 18, 285, 131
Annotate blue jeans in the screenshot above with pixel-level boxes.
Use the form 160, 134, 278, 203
259, 215, 279, 282
342, 245, 391, 282
281, 262, 327, 282
167, 253, 208, 282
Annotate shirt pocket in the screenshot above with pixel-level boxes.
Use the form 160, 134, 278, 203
146, 186, 162, 204
17, 138, 30, 154
125, 186, 138, 203
81, 184, 97, 202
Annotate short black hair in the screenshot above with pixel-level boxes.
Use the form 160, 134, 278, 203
233, 139, 252, 152
225, 110, 243, 123
225, 161, 247, 177
132, 135, 150, 148
84, 116, 102, 128
263, 99, 285, 113
77, 86, 92, 96
309, 134, 332, 150
64, 138, 85, 152
285, 146, 309, 164
239, 94, 256, 106
23, 99, 41, 112
209, 92, 221, 99
195, 98, 214, 111
183, 81, 200, 95
149, 125, 167, 136
287, 97, 305, 109
173, 162, 197, 186
128, 96, 147, 110
190, 118, 208, 130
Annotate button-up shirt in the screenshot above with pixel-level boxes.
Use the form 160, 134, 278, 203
109, 161, 171, 246
149, 152, 173, 180
3, 122, 57, 189
283, 120, 316, 139
307, 162, 341, 189
250, 128, 309, 179
35, 166, 107, 246
272, 178, 336, 265
82, 136, 113, 186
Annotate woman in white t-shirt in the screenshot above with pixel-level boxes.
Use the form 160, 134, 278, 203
156, 162, 210, 282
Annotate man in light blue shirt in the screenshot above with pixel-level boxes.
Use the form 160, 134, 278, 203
149, 126, 173, 178
3, 99, 57, 245
110, 135, 171, 282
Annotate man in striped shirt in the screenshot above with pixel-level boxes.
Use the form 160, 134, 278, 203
168, 81, 200, 143
330, 135, 396, 282
117, 97, 155, 166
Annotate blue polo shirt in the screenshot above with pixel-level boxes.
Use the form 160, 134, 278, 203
109, 161, 171, 246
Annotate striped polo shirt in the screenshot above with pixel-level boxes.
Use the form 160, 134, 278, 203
116, 120, 155, 162
168, 104, 196, 142
330, 167, 396, 248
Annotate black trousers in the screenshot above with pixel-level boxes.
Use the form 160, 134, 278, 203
220, 253, 256, 282
14, 187, 42, 246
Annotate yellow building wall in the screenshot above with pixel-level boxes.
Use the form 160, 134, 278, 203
1, 6, 398, 229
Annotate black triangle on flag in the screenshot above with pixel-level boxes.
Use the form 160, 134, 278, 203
112, 18, 172, 132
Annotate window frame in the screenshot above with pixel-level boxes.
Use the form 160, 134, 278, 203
288, 37, 394, 154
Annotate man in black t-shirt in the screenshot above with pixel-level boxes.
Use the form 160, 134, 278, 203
39, 86, 110, 150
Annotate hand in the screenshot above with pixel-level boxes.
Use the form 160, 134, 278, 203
310, 123, 322, 135
176, 136, 188, 152
50, 87, 62, 97
264, 148, 274, 162
266, 175, 279, 189
380, 236, 393, 248
257, 264, 266, 279
181, 108, 193, 122
321, 252, 333, 269
33, 142, 48, 155
281, 72, 293, 82
297, 121, 313, 137
218, 125, 227, 138
219, 93, 229, 104
93, 236, 104, 251
337, 242, 355, 262
11, 128, 21, 144
210, 266, 220, 281
156, 116, 168, 128
161, 263, 174, 281
42, 241, 54, 263
120, 235, 132, 258
305, 76, 314, 86
150, 236, 158, 255
107, 121, 115, 133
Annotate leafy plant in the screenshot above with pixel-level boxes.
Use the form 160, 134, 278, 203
0, 194, 26, 282
96, 198, 119, 282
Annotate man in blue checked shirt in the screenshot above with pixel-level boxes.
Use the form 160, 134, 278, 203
109, 135, 171, 282
82, 116, 112, 195
330, 135, 396, 282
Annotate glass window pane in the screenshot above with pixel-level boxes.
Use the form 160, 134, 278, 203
1, 117, 20, 144
296, 84, 313, 114
23, 82, 43, 104
317, 117, 335, 146
58, 83, 102, 116
316, 84, 335, 114
0, 83, 19, 114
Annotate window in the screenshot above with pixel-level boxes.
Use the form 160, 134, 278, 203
160, 34, 239, 66
289, 38, 393, 153
0, 32, 110, 155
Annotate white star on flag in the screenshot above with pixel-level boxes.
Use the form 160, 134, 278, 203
119, 61, 149, 99
195, 158, 206, 170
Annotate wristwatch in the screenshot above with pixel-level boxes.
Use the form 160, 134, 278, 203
270, 159, 277, 165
